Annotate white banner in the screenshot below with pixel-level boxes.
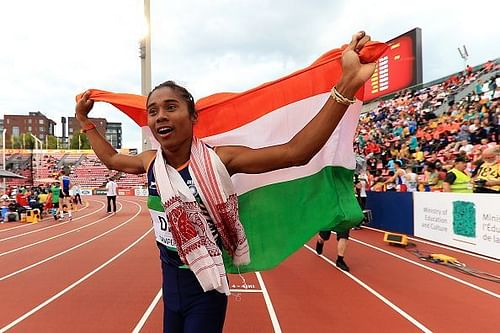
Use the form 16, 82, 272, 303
414, 192, 500, 259
134, 189, 148, 197
80, 189, 93, 196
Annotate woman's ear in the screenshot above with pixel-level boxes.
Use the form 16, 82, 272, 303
191, 111, 198, 123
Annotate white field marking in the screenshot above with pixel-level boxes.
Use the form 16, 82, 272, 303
347, 236, 500, 299
0, 200, 93, 234
132, 288, 162, 333
0, 227, 154, 333
255, 272, 282, 333
362, 226, 500, 264
0, 200, 105, 242
0, 202, 123, 257
230, 289, 263, 293
303, 245, 433, 333
0, 200, 142, 281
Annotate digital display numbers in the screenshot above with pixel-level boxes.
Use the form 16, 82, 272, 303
363, 28, 423, 102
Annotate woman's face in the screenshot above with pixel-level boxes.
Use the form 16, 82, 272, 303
147, 87, 196, 151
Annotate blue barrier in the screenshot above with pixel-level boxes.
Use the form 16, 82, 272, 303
365, 192, 414, 235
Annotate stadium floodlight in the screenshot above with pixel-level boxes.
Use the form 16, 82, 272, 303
463, 45, 469, 57
140, 0, 152, 152
457, 45, 469, 69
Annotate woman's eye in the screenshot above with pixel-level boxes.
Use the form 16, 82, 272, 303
166, 104, 176, 111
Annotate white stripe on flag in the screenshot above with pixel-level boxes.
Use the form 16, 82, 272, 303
143, 93, 361, 195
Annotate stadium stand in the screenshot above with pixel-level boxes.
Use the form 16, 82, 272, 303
354, 61, 499, 191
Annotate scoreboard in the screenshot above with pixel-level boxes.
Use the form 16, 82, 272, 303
363, 28, 423, 102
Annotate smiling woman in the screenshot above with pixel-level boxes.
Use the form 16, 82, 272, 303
75, 31, 378, 333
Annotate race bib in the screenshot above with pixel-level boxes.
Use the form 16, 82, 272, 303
149, 210, 177, 250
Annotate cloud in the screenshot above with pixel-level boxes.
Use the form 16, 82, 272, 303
1, 0, 498, 151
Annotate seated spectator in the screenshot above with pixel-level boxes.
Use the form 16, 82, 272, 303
473, 147, 500, 193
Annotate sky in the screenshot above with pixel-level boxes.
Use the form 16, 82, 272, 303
1, 0, 499, 151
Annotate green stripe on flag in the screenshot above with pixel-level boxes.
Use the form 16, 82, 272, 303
224, 166, 363, 273
148, 195, 164, 212
147, 166, 362, 274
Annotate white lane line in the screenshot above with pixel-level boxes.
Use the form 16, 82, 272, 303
230, 289, 263, 293
0, 203, 124, 257
0, 200, 105, 242
0, 227, 154, 332
255, 272, 282, 333
347, 236, 500, 298
362, 226, 500, 263
303, 245, 432, 333
0, 200, 142, 281
132, 288, 163, 333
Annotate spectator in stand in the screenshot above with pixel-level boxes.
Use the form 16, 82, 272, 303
385, 161, 406, 191
404, 166, 419, 192
443, 155, 473, 193
413, 146, 425, 165
473, 147, 500, 193
385, 171, 396, 191
408, 134, 418, 154
423, 163, 440, 192
466, 65, 473, 78
105, 178, 118, 214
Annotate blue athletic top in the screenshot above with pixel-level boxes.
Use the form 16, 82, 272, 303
61, 175, 70, 192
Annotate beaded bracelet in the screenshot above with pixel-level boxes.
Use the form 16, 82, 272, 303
330, 86, 356, 105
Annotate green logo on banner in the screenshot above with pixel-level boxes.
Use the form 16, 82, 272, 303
452, 201, 476, 237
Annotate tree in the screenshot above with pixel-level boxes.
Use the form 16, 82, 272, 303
69, 132, 91, 149
46, 135, 59, 149
10, 133, 35, 149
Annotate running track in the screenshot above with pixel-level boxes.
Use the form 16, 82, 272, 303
0, 196, 498, 332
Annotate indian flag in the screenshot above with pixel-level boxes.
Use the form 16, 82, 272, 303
77, 42, 387, 273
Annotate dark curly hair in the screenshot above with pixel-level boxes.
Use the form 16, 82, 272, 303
146, 80, 196, 116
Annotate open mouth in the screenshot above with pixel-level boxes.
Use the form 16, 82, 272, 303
157, 126, 173, 136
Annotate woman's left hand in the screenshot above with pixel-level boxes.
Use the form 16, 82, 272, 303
338, 31, 377, 96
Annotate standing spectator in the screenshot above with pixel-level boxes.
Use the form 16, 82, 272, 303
72, 183, 83, 205
443, 156, 473, 193
385, 161, 407, 191
404, 166, 419, 192
58, 172, 73, 221
355, 172, 369, 210
50, 182, 61, 220
105, 178, 118, 214
315, 230, 351, 272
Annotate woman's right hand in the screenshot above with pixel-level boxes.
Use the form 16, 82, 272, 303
75, 90, 94, 123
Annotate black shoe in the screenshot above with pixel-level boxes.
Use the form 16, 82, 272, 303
336, 258, 350, 272
315, 241, 324, 255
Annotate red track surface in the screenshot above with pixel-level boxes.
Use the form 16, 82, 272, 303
1, 196, 498, 332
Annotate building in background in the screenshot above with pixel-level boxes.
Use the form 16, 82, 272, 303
67, 117, 122, 149
3, 111, 56, 147
106, 122, 122, 149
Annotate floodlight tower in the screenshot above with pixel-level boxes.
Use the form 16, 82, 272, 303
140, 0, 152, 152
457, 45, 469, 69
